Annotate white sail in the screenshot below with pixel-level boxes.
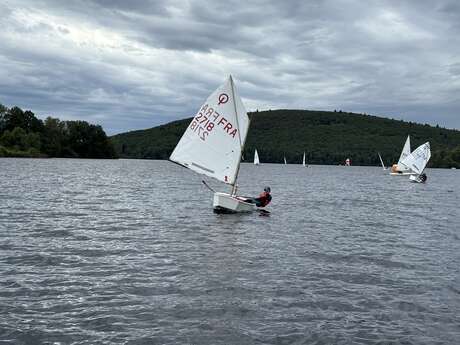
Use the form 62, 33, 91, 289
302, 152, 306, 167
400, 142, 431, 175
254, 149, 260, 165
284, 156, 287, 165
170, 76, 250, 185
378, 152, 386, 170
397, 135, 411, 171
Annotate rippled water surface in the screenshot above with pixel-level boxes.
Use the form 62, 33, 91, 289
1, 158, 459, 344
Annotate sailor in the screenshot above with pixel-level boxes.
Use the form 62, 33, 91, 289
254, 186, 272, 207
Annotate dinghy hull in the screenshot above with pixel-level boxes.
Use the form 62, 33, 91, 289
390, 164, 416, 176
409, 175, 419, 183
213, 192, 256, 213
390, 172, 417, 176
409, 174, 427, 183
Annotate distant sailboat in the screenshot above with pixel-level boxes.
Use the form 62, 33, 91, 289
390, 135, 415, 175
254, 149, 260, 165
170, 75, 257, 213
402, 142, 431, 183
284, 156, 287, 165
378, 152, 387, 170
302, 152, 307, 167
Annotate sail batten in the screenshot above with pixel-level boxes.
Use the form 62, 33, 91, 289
170, 76, 250, 185
191, 162, 214, 174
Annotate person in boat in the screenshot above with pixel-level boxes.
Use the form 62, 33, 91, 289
246, 186, 272, 207
391, 164, 403, 174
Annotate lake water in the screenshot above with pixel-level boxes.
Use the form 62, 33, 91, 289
1, 158, 459, 344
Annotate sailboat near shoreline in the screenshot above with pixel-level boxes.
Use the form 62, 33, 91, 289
302, 152, 309, 167
254, 149, 260, 165
403, 142, 431, 183
378, 152, 387, 170
390, 135, 416, 176
170, 76, 257, 214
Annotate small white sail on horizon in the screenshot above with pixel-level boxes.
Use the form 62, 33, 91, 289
378, 152, 387, 170
302, 152, 306, 167
401, 142, 431, 175
254, 149, 260, 165
284, 156, 287, 165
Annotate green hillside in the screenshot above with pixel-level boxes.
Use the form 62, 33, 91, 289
1, 104, 116, 158
110, 110, 460, 168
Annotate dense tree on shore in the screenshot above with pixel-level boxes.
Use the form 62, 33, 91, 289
0, 103, 117, 158
110, 109, 460, 168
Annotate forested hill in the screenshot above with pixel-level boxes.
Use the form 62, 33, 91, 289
110, 110, 460, 168
0, 103, 117, 158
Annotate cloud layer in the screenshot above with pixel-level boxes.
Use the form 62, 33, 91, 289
1, 0, 459, 134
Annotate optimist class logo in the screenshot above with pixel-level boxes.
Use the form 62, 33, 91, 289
218, 93, 229, 105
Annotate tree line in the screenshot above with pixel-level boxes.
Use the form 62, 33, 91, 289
0, 104, 117, 158
110, 109, 460, 168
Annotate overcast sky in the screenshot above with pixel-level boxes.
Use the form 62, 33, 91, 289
1, 0, 459, 134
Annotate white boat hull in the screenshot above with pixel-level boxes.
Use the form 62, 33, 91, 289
390, 171, 417, 176
213, 192, 256, 214
409, 174, 426, 183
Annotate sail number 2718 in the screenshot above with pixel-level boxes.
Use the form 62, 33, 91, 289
189, 104, 238, 141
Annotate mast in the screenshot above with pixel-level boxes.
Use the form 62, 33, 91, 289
229, 75, 249, 195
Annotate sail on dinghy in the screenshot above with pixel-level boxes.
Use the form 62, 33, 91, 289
170, 76, 257, 213
401, 142, 431, 183
284, 156, 287, 165
254, 149, 260, 165
378, 152, 387, 170
302, 152, 311, 167
390, 135, 416, 175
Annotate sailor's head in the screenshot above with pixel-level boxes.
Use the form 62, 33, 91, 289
264, 186, 271, 193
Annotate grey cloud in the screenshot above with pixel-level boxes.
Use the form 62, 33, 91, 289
88, 0, 169, 14
1, 0, 460, 133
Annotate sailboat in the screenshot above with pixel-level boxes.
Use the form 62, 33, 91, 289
401, 142, 431, 183
284, 156, 287, 165
302, 152, 308, 167
254, 149, 260, 165
390, 135, 416, 175
170, 76, 256, 213
378, 152, 387, 170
